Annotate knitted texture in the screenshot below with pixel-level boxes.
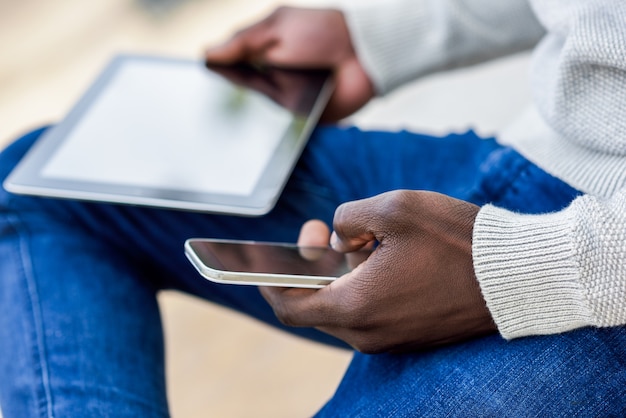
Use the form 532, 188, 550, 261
474, 192, 626, 339
339, 0, 544, 94
499, 1, 626, 198
339, 0, 626, 338
473, 205, 591, 339
570, 193, 626, 328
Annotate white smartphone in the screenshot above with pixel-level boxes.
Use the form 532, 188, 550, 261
184, 238, 370, 288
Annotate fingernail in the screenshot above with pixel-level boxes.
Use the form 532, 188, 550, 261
330, 231, 339, 249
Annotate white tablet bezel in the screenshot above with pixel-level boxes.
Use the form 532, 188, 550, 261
3, 54, 334, 216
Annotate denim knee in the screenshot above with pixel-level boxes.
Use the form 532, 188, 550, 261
0, 127, 50, 209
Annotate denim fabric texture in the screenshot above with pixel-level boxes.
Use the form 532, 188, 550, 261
1, 126, 624, 417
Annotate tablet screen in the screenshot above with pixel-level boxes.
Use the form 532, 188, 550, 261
42, 61, 292, 195
41, 59, 292, 197
4, 55, 333, 215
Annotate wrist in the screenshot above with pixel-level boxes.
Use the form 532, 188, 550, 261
337, 0, 443, 94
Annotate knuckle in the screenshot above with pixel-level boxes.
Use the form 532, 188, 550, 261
332, 200, 375, 235
379, 190, 415, 215
332, 201, 352, 227
375, 190, 423, 234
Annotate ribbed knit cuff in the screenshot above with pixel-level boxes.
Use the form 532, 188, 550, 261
337, 0, 444, 94
472, 205, 593, 339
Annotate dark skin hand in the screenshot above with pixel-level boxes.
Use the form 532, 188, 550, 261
207, 63, 330, 116
260, 191, 497, 354
205, 7, 375, 121
206, 7, 497, 353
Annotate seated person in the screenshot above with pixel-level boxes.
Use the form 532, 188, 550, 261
0, 0, 624, 416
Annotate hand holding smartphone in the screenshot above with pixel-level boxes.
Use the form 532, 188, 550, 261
184, 238, 370, 288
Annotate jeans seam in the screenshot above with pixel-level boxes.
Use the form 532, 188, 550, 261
496, 165, 529, 206
491, 158, 530, 207
470, 148, 531, 207
7, 214, 55, 418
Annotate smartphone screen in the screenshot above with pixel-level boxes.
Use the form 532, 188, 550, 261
185, 238, 370, 288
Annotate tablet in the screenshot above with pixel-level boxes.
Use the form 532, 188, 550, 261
3, 54, 333, 216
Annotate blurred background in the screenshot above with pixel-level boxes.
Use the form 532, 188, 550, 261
0, 0, 531, 416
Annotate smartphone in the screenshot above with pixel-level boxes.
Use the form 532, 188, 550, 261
184, 238, 370, 288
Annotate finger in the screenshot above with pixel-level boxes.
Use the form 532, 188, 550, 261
298, 219, 331, 261
331, 198, 380, 253
298, 219, 330, 247
259, 285, 334, 328
205, 23, 276, 65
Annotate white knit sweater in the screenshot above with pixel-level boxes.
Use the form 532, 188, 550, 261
338, 0, 626, 339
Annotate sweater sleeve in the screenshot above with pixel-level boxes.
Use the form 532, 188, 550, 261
528, 1, 626, 158
336, 0, 544, 94
471, 1, 626, 340
473, 190, 626, 340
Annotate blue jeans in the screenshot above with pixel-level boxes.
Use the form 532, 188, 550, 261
0, 126, 624, 417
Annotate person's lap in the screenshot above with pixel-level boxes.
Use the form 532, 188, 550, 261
319, 327, 626, 417
314, 138, 626, 417
0, 125, 499, 333
0, 125, 623, 416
